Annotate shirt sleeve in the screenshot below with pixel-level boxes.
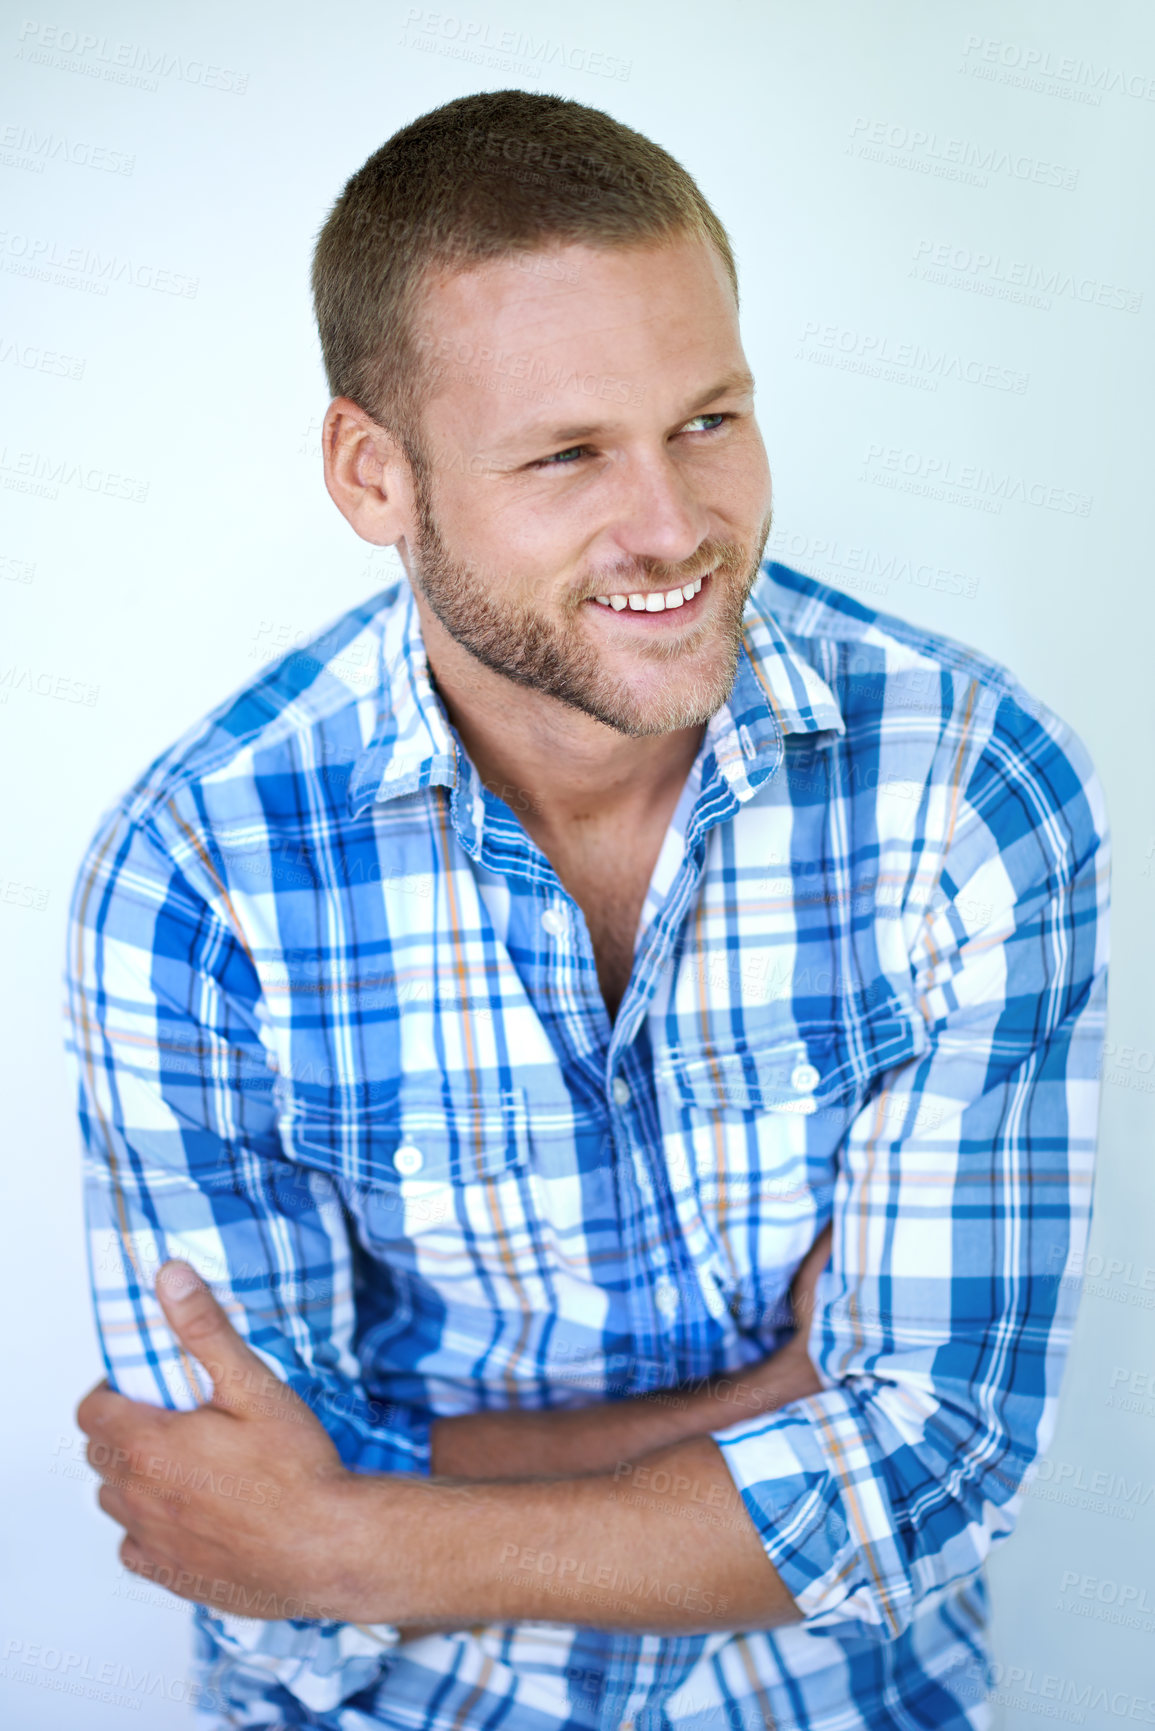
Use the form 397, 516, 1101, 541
710, 684, 1110, 1641
63, 797, 432, 1696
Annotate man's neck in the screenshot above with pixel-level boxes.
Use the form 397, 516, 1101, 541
416, 607, 708, 843
416, 606, 708, 1022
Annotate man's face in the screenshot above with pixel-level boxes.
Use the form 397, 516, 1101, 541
401, 231, 773, 737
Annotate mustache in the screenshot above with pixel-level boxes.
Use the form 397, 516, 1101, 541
574, 540, 749, 602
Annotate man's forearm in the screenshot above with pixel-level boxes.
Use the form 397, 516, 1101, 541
339, 1433, 800, 1633
430, 1224, 833, 1481
76, 1239, 831, 1637
430, 1335, 824, 1478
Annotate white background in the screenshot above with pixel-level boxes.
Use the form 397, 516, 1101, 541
2, 1, 1152, 1724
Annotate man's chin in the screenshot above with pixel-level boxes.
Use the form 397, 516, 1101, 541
557, 654, 740, 738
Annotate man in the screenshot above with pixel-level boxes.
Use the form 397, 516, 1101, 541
67, 89, 1109, 1730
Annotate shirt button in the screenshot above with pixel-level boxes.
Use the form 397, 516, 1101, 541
393, 1144, 424, 1176
654, 1276, 679, 1318
612, 1077, 631, 1107
791, 1062, 820, 1093
541, 905, 567, 937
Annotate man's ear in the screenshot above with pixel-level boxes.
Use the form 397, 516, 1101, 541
321, 396, 415, 549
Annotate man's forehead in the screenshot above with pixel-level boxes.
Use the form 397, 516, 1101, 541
413, 235, 747, 453
416, 231, 734, 337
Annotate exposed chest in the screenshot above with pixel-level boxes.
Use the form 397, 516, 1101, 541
522, 807, 680, 1023
562, 859, 653, 1022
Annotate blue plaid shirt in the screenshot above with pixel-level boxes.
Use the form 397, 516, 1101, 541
64, 562, 1109, 1730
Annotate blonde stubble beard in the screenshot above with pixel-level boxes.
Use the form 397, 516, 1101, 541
407, 462, 772, 739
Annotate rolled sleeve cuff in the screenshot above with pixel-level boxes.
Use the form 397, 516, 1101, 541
194, 1609, 402, 1717
711, 1388, 914, 1639
302, 1380, 435, 1479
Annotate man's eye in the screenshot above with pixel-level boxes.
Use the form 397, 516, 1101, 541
536, 446, 587, 468
530, 413, 730, 470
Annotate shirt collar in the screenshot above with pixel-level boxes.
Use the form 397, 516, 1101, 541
704, 573, 845, 801
347, 581, 459, 819
347, 567, 844, 820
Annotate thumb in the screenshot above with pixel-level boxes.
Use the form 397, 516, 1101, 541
155, 1260, 275, 1415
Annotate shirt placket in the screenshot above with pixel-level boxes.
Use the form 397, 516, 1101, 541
604, 778, 759, 1381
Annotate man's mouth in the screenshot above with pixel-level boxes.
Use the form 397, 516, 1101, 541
587, 570, 710, 615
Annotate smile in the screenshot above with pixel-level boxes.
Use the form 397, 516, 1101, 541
589, 573, 708, 614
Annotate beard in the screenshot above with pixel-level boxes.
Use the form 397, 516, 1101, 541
407, 463, 772, 738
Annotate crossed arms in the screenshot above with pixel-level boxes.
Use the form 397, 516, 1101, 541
66, 686, 1109, 1642
77, 1229, 831, 1634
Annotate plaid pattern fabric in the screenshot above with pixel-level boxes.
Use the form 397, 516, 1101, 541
64, 562, 1110, 1730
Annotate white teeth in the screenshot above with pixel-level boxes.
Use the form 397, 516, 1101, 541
593, 575, 705, 612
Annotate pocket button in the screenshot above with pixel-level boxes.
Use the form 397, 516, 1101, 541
393, 1144, 425, 1176
790, 1062, 821, 1093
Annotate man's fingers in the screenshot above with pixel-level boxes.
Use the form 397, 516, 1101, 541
789, 1222, 834, 1324
119, 1534, 148, 1574
97, 1479, 137, 1528
76, 1380, 139, 1442
155, 1260, 273, 1413
792, 1221, 833, 1283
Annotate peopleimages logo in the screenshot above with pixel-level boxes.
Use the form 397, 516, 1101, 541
848, 116, 1078, 189
795, 321, 1028, 395
911, 239, 1142, 314
14, 19, 249, 93
959, 33, 1155, 104
0, 122, 134, 176
766, 528, 979, 601
0, 446, 148, 504
860, 444, 1092, 518
0, 337, 85, 380
398, 8, 632, 81
0, 230, 199, 298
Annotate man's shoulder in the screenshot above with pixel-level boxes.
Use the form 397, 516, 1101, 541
110, 580, 408, 831
754, 561, 1106, 859
755, 559, 1087, 746
754, 559, 1019, 692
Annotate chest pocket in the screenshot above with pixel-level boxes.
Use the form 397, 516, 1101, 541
662, 1002, 929, 1122
276, 1081, 533, 1257
656, 1031, 856, 1219
655, 1019, 924, 1330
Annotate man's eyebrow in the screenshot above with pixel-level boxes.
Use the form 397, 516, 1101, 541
493, 368, 756, 455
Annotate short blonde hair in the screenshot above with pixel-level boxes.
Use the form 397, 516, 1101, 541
310, 88, 738, 458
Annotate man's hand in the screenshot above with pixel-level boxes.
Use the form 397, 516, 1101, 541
76, 1261, 363, 1622
76, 1227, 832, 1628
75, 1236, 834, 1635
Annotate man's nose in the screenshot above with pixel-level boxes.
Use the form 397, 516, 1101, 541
604, 451, 711, 569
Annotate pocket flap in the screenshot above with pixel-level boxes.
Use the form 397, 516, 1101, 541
277, 1081, 529, 1188
658, 1011, 928, 1117
660, 1040, 835, 1115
